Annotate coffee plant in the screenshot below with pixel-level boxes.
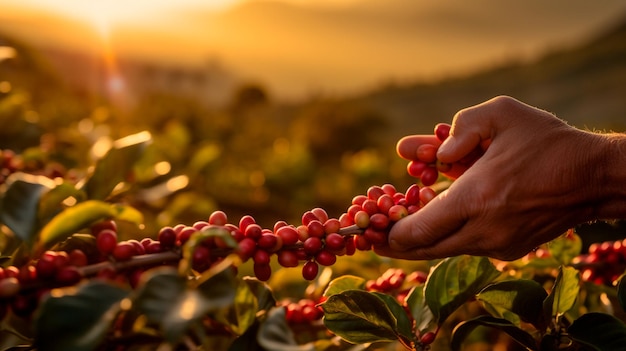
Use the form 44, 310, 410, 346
1, 126, 626, 351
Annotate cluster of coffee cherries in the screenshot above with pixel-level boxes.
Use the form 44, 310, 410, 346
406, 123, 484, 186
0, 219, 178, 319
0, 181, 438, 322
0, 149, 22, 185
406, 124, 451, 186
366, 267, 428, 307
573, 239, 626, 286
281, 297, 325, 324
182, 182, 439, 282
0, 148, 68, 185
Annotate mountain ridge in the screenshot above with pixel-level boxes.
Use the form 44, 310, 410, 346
352, 13, 626, 138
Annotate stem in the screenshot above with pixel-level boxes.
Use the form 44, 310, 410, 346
77, 250, 181, 277
18, 224, 368, 295
337, 224, 364, 236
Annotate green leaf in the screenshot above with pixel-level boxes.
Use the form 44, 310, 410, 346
323, 275, 367, 297
568, 312, 626, 351
36, 200, 143, 253
543, 266, 580, 320
194, 257, 239, 307
322, 289, 403, 345
424, 256, 501, 326
451, 315, 538, 351
34, 281, 129, 351
133, 267, 186, 320
477, 279, 548, 330
0, 173, 56, 244
38, 181, 86, 225
243, 276, 277, 313
257, 307, 315, 351
370, 292, 416, 347
213, 279, 258, 335
135, 263, 237, 343
405, 285, 435, 333
617, 276, 626, 312
228, 320, 263, 351
81, 131, 152, 200
547, 231, 582, 265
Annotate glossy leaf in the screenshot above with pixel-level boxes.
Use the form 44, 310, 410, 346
213, 278, 258, 335
228, 320, 264, 351
133, 267, 186, 325
477, 279, 548, 330
194, 256, 239, 308
135, 263, 237, 343
568, 312, 626, 351
370, 292, 416, 347
36, 200, 143, 252
451, 315, 538, 351
618, 275, 626, 312
243, 276, 277, 313
424, 256, 501, 325
34, 281, 129, 351
38, 180, 86, 225
257, 307, 316, 351
81, 131, 151, 200
322, 289, 403, 344
0, 173, 55, 244
547, 231, 582, 265
323, 275, 366, 297
405, 285, 435, 333
543, 266, 580, 320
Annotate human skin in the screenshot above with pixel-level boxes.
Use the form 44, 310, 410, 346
375, 95, 626, 261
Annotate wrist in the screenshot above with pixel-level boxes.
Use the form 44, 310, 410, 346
591, 132, 626, 220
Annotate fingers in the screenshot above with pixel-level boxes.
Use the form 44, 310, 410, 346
396, 135, 441, 160
437, 95, 527, 163
386, 190, 466, 253
396, 135, 467, 179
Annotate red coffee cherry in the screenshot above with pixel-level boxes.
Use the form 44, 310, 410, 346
315, 250, 336, 266
208, 210, 228, 226
434, 123, 451, 141
276, 226, 299, 246
158, 226, 177, 249
277, 250, 299, 268
96, 229, 118, 255
420, 166, 439, 186
302, 261, 319, 281
303, 237, 323, 255
324, 233, 345, 251
416, 144, 437, 163
253, 263, 272, 281
113, 242, 135, 261
407, 160, 428, 178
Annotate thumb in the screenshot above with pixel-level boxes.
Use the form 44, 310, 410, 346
388, 189, 465, 252
437, 97, 512, 163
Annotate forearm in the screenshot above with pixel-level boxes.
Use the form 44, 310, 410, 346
593, 132, 626, 220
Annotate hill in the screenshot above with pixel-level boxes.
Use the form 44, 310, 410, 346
2, 1, 626, 101
354, 14, 626, 138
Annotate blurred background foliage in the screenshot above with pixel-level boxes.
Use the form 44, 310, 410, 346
0, 33, 413, 236
1, 11, 625, 239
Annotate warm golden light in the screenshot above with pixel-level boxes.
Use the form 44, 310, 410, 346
3, 0, 624, 100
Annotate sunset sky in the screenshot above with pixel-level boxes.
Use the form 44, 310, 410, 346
2, 0, 626, 100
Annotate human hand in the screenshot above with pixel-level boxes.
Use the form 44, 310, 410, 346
375, 95, 608, 261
